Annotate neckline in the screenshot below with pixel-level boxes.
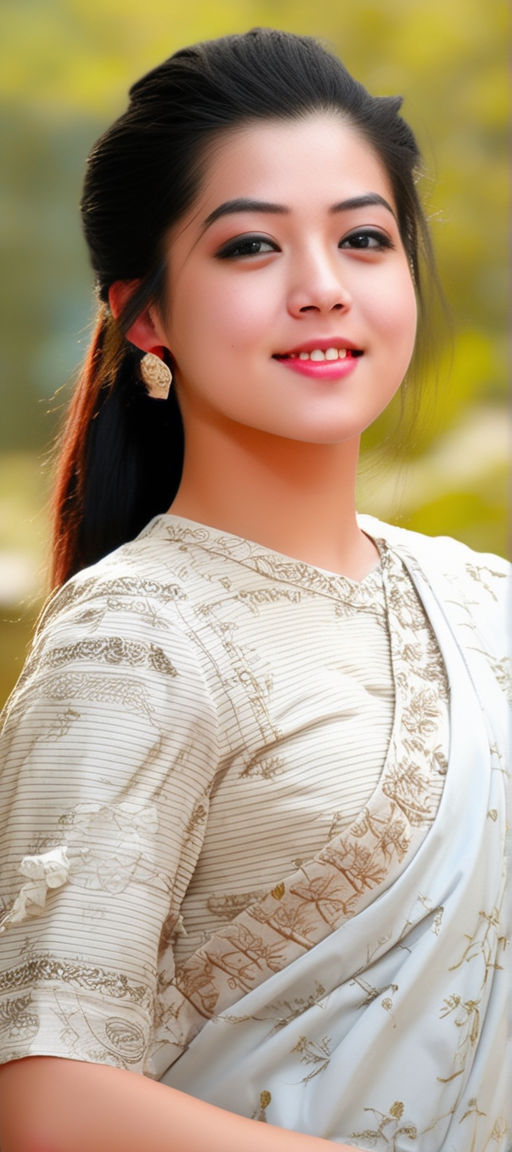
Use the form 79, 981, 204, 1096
145, 511, 386, 595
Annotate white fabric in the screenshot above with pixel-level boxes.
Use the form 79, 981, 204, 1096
0, 514, 509, 1151
162, 528, 511, 1149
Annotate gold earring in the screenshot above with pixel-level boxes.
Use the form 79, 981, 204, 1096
140, 352, 172, 400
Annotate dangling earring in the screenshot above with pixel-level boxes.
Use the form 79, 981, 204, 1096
140, 352, 172, 400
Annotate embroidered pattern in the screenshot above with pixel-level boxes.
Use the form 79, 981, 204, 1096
0, 958, 153, 1006
45, 638, 177, 677
1, 513, 507, 1143
291, 1034, 331, 1083
351, 1100, 418, 1149
147, 546, 451, 1068
44, 672, 156, 721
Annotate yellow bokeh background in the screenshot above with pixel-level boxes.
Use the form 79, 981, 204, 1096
0, 0, 509, 703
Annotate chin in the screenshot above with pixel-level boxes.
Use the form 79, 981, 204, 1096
285, 417, 371, 445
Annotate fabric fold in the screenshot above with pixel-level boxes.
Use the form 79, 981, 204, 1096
0, 846, 71, 932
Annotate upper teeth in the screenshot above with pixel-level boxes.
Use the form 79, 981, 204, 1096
297, 348, 348, 361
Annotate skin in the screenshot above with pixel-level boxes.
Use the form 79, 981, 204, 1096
118, 112, 418, 578
0, 1057, 354, 1151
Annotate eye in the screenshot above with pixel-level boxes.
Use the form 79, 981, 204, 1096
215, 234, 279, 259
339, 229, 394, 251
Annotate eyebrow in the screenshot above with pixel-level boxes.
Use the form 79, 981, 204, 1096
202, 192, 396, 230
330, 194, 396, 218
202, 198, 287, 230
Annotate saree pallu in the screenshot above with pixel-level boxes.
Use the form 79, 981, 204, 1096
156, 539, 510, 1151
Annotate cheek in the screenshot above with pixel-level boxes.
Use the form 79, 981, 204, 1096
401, 288, 419, 361
180, 268, 276, 350
168, 283, 266, 396
374, 274, 417, 354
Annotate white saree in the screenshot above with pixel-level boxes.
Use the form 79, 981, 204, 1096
155, 522, 511, 1150
0, 516, 510, 1151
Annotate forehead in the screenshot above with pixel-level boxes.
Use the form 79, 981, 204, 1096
191, 112, 396, 216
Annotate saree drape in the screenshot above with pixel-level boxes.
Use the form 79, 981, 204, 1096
0, 517, 509, 1150
156, 525, 510, 1151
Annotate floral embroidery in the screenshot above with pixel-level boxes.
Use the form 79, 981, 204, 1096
45, 637, 177, 677
163, 521, 388, 613
252, 1089, 272, 1122
44, 708, 81, 739
143, 546, 451, 1068
291, 1034, 331, 1083
449, 906, 506, 985
0, 994, 39, 1043
103, 1017, 146, 1061
2, 513, 507, 1138
239, 753, 285, 779
0, 958, 152, 1006
206, 893, 266, 920
51, 989, 149, 1066
464, 563, 507, 602
44, 671, 156, 722
351, 1100, 418, 1149
41, 575, 186, 626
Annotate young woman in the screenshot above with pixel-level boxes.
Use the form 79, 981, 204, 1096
0, 28, 509, 1152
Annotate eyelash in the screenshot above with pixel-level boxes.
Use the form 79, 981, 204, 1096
216, 235, 278, 259
340, 228, 394, 251
215, 227, 394, 260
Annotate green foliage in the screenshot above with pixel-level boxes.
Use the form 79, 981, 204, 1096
0, 0, 509, 704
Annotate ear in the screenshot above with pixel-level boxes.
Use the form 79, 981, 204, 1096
108, 280, 168, 355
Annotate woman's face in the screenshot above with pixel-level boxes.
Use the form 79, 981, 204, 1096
154, 113, 418, 447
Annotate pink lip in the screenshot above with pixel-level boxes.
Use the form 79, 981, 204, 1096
272, 338, 363, 381
275, 356, 360, 381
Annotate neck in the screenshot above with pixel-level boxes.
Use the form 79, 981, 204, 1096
169, 421, 378, 580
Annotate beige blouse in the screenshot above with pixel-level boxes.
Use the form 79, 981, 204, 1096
0, 514, 448, 1071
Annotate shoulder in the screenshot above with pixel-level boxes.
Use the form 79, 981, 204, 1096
42, 515, 188, 626
2, 517, 216, 735
359, 516, 511, 684
358, 514, 510, 585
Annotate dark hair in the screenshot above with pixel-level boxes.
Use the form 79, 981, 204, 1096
52, 26, 437, 586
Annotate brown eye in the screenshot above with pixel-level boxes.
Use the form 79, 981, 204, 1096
339, 229, 393, 251
216, 235, 278, 259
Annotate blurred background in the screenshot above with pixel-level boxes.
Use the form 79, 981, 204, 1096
1, 0, 509, 705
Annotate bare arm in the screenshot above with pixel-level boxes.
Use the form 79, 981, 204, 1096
0, 1057, 359, 1152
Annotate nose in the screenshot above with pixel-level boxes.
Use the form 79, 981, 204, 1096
287, 248, 352, 317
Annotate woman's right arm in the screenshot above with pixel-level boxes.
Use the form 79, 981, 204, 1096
0, 1057, 358, 1151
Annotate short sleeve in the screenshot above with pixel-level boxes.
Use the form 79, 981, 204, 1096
0, 567, 220, 1074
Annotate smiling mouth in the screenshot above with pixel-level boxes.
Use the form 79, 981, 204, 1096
273, 348, 363, 362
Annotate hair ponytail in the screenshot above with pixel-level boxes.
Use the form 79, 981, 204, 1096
51, 304, 183, 587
